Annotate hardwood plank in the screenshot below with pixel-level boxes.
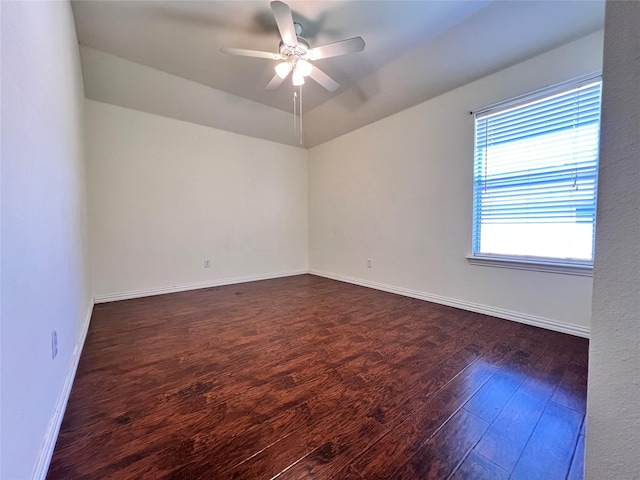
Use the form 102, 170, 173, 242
567, 434, 586, 480
227, 344, 482, 480
46, 275, 588, 479
275, 418, 387, 479
551, 343, 589, 413
450, 450, 509, 480
391, 409, 488, 479
510, 401, 583, 480
347, 361, 496, 479
368, 343, 484, 429
473, 389, 548, 472
463, 368, 523, 423
518, 334, 578, 401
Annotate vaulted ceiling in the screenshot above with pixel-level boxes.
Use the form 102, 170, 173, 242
71, 0, 605, 147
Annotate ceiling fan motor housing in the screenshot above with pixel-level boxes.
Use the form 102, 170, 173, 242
279, 37, 312, 61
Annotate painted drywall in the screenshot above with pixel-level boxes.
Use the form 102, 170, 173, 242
80, 46, 305, 148
303, 1, 604, 147
86, 100, 308, 299
585, 1, 640, 478
1, 2, 92, 478
309, 31, 603, 333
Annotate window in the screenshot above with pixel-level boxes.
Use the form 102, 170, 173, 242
471, 77, 602, 273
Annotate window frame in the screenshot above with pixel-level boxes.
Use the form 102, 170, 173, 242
468, 74, 602, 276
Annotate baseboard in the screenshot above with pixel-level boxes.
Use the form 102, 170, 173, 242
93, 269, 309, 303
32, 299, 95, 480
309, 269, 590, 339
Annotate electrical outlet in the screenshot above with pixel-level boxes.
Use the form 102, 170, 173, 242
367, 259, 372, 268
204, 259, 211, 268
51, 329, 58, 359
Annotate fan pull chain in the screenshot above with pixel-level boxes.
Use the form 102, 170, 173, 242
299, 85, 303, 145
293, 91, 297, 133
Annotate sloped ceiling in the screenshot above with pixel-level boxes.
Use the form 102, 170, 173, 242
72, 0, 605, 148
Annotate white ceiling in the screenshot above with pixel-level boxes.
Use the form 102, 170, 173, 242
71, 0, 605, 147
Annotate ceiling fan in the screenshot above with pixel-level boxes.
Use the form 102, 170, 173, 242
220, 1, 365, 92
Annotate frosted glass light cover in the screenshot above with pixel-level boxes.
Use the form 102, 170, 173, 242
296, 60, 312, 77
292, 70, 305, 85
275, 62, 292, 79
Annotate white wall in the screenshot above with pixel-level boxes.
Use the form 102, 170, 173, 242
309, 31, 603, 334
586, 1, 640, 478
80, 46, 305, 148
1, 2, 92, 479
86, 100, 308, 300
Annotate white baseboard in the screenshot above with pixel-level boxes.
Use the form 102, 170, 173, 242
309, 269, 590, 339
32, 299, 95, 480
93, 269, 309, 303
97, 268, 590, 338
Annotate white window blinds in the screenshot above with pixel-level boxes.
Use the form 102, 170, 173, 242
473, 79, 602, 263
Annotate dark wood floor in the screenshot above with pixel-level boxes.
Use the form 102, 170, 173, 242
47, 274, 588, 479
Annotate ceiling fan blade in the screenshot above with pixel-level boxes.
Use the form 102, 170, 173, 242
266, 73, 286, 90
271, 1, 297, 46
220, 47, 281, 60
311, 37, 365, 60
308, 65, 339, 92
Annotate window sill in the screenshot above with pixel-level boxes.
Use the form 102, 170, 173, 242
466, 255, 593, 277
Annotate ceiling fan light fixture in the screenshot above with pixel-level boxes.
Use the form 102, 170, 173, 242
296, 59, 312, 77
292, 70, 305, 86
221, 1, 365, 94
275, 61, 292, 79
